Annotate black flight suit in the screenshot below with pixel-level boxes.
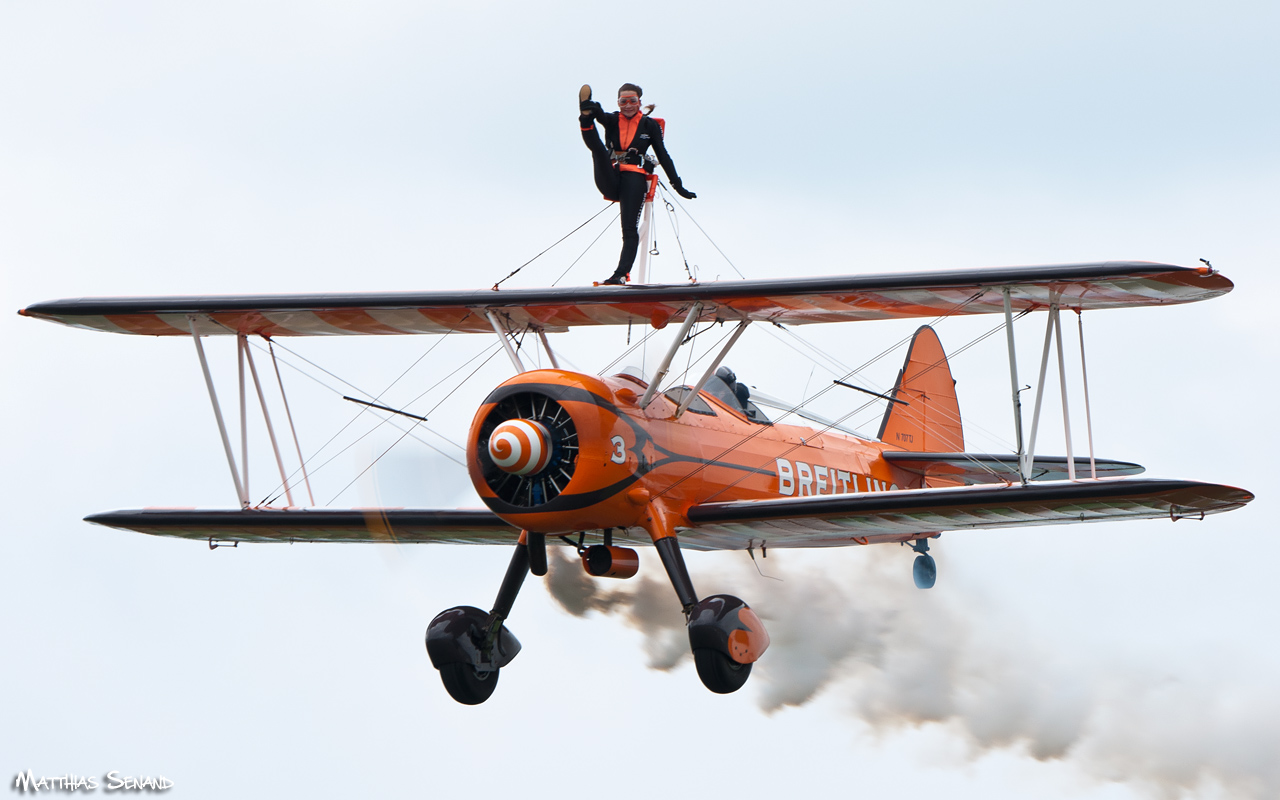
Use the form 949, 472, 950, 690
580, 110, 688, 282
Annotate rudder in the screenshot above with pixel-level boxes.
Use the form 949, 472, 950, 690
877, 326, 964, 452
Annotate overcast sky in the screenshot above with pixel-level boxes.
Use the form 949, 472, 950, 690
3, 1, 1278, 798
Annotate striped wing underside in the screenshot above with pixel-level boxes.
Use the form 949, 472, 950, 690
22, 263, 1230, 337
86, 478, 1252, 550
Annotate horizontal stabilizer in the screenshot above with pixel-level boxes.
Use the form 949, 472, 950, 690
86, 508, 518, 544
21, 262, 1230, 337
884, 452, 1144, 485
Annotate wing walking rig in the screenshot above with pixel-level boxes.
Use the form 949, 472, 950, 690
21, 261, 1252, 703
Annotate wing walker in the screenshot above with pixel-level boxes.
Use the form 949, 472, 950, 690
20, 262, 1253, 704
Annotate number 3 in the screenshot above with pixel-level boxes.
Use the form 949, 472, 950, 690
610, 436, 626, 464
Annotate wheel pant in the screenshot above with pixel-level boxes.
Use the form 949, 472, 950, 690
582, 119, 648, 281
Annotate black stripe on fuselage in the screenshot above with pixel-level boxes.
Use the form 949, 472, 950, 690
478, 380, 778, 516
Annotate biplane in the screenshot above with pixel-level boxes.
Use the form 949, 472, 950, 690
20, 262, 1253, 705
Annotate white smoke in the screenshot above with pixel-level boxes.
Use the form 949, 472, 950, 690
543, 546, 1280, 799
544, 546, 687, 669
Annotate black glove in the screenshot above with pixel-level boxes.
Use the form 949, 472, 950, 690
671, 178, 697, 199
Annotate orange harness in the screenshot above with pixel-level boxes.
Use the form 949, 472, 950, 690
616, 113, 646, 174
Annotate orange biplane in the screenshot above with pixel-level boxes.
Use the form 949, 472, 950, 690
20, 262, 1253, 704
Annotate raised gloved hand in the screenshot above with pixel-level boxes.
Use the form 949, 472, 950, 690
671, 178, 697, 200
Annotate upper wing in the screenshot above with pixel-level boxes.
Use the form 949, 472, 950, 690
678, 478, 1252, 550
20, 262, 1229, 337
882, 452, 1144, 485
86, 508, 519, 544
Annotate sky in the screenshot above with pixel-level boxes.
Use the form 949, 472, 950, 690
2, 1, 1278, 798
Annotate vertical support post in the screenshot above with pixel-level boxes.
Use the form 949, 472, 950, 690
1002, 288, 1027, 485
244, 343, 294, 507
676, 319, 751, 417
536, 329, 560, 369
639, 302, 702, 409
1077, 312, 1097, 479
190, 317, 248, 508
267, 339, 315, 506
1024, 303, 1058, 479
635, 176, 657, 285
1053, 309, 1075, 480
237, 334, 249, 501
486, 310, 525, 373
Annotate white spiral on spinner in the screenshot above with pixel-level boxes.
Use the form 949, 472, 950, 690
488, 419, 551, 476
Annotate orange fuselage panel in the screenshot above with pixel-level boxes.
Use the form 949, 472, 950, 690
466, 370, 921, 539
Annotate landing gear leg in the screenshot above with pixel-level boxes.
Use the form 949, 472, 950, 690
426, 532, 533, 705
654, 536, 698, 615
650, 522, 769, 695
910, 537, 937, 589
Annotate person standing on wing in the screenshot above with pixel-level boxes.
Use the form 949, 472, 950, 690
578, 83, 696, 285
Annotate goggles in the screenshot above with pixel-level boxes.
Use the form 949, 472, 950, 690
617, 97, 641, 105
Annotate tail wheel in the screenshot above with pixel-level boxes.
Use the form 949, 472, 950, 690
913, 553, 937, 589
439, 663, 500, 705
693, 648, 752, 694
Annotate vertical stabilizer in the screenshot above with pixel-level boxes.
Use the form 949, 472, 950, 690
877, 326, 964, 452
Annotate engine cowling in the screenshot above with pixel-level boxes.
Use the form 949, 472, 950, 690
467, 370, 647, 533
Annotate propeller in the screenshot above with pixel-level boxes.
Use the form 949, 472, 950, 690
477, 391, 578, 507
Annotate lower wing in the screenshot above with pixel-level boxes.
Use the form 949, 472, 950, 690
86, 508, 518, 544
86, 478, 1251, 550
680, 477, 1252, 549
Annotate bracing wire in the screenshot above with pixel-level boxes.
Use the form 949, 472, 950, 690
656, 184, 696, 282
601, 321, 665, 374
765, 307, 1033, 456
672, 323, 739, 389
492, 204, 614, 289
659, 183, 747, 279
247, 336, 503, 505
653, 291, 991, 500
204, 318, 472, 490
552, 210, 620, 286
326, 343, 507, 506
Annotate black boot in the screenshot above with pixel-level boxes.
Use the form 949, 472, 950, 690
578, 84, 604, 121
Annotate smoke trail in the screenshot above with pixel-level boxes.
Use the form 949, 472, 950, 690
542, 546, 1280, 798
544, 547, 687, 669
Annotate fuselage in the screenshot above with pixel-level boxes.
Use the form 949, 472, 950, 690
466, 369, 921, 538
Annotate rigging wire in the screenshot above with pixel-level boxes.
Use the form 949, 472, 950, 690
656, 184, 696, 282
266, 342, 504, 505
659, 182, 747, 279
763, 307, 1032, 454
769, 308, 1037, 486
679, 320, 700, 389
552, 210, 620, 286
326, 343, 506, 505
202, 318, 474, 495
248, 337, 502, 505
694, 395, 886, 504
652, 291, 989, 500
672, 323, 739, 389
492, 203, 614, 289
601, 320, 665, 374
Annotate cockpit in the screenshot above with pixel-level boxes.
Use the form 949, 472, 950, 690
704, 366, 770, 423
661, 366, 770, 424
